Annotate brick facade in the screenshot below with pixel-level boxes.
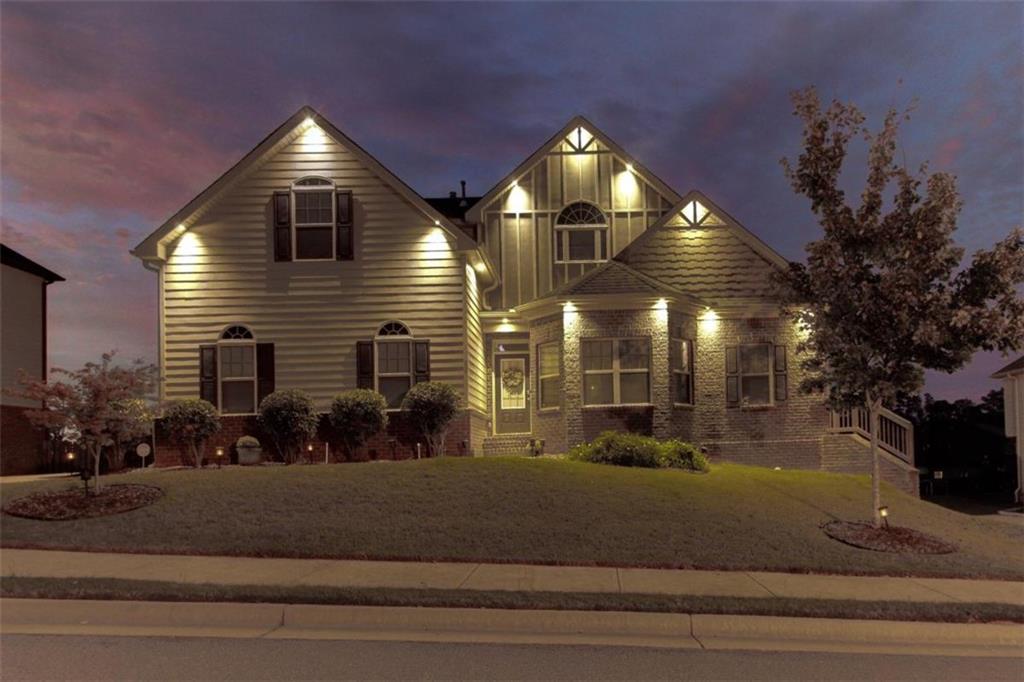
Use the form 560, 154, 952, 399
154, 410, 474, 466
1, 404, 44, 475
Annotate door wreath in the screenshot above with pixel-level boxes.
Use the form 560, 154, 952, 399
501, 367, 525, 394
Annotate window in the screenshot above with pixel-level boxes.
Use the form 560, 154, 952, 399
218, 325, 256, 414
726, 343, 787, 407
375, 321, 412, 409
537, 342, 561, 410
581, 338, 650, 406
555, 202, 608, 263
671, 338, 694, 405
292, 177, 334, 260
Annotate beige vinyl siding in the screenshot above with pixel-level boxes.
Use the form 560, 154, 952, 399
161, 129, 467, 408
479, 137, 674, 310
464, 264, 487, 412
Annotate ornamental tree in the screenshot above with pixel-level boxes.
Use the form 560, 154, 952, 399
778, 87, 1024, 526
12, 352, 159, 493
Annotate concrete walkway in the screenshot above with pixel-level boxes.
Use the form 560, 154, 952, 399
3, 549, 1023, 606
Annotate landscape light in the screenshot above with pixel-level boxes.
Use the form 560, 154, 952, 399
215, 446, 224, 458
66, 452, 75, 461
879, 506, 889, 528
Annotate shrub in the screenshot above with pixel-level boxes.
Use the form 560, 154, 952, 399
257, 390, 319, 463
328, 389, 388, 460
569, 431, 709, 472
163, 399, 221, 468
658, 439, 710, 472
568, 431, 661, 468
401, 381, 460, 457
236, 435, 260, 449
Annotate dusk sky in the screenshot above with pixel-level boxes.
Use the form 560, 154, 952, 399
1, 2, 1021, 400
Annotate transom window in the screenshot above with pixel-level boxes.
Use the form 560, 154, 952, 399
581, 338, 650, 406
218, 325, 256, 415
292, 176, 335, 261
555, 202, 608, 264
537, 342, 561, 410
375, 321, 413, 408
670, 337, 695, 405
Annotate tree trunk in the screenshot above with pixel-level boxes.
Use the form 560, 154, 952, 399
92, 444, 102, 494
867, 395, 882, 528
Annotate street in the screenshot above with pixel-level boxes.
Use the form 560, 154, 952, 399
2, 634, 1021, 681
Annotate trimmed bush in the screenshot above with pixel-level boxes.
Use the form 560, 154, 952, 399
328, 389, 389, 460
568, 431, 708, 472
257, 390, 319, 464
658, 439, 710, 472
163, 399, 220, 468
401, 381, 460, 457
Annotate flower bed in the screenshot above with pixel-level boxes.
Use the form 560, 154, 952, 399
3, 484, 163, 521
823, 520, 957, 554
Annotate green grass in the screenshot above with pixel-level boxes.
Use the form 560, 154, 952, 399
2, 458, 1022, 578
3, 577, 1021, 624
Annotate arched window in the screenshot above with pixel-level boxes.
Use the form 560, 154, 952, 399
218, 325, 257, 414
291, 176, 336, 261
373, 321, 415, 408
377, 321, 411, 337
554, 202, 608, 263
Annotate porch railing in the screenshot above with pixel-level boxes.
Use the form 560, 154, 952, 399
827, 406, 915, 466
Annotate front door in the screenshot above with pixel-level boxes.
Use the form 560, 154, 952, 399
494, 354, 530, 434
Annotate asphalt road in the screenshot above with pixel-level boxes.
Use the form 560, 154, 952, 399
2, 635, 1022, 681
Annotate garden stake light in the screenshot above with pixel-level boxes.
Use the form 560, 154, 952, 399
879, 506, 889, 529
214, 446, 225, 469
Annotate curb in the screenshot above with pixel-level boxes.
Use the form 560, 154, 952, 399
2, 599, 1021, 656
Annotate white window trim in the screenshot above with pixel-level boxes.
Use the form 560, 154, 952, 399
374, 333, 414, 412
672, 337, 694, 407
537, 341, 560, 411
553, 224, 609, 264
291, 177, 335, 262
582, 337, 651, 407
217, 339, 258, 416
738, 342, 773, 408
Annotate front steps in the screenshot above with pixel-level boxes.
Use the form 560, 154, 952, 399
482, 435, 534, 457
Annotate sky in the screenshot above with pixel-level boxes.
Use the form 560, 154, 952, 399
1, 2, 1021, 401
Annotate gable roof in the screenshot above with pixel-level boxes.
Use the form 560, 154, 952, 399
132, 106, 479, 261
545, 260, 705, 304
465, 115, 682, 224
1, 244, 64, 283
612, 189, 790, 304
992, 356, 1024, 378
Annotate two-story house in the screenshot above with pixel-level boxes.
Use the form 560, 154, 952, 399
132, 107, 918, 493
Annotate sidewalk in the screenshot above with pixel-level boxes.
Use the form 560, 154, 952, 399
3, 549, 1022, 606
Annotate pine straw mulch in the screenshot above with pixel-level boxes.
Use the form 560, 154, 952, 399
2, 484, 163, 521
823, 520, 957, 554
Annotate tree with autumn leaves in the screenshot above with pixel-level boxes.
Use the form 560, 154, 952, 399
778, 87, 1023, 526
14, 352, 158, 493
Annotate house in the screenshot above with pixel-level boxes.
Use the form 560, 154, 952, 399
1, 244, 64, 475
132, 107, 918, 493
992, 357, 1024, 503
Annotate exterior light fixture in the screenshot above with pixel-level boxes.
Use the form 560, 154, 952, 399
303, 116, 315, 127
502, 317, 510, 324
214, 446, 224, 469
626, 163, 635, 173
511, 180, 518, 189
879, 506, 889, 528
474, 262, 487, 273
307, 443, 314, 452
66, 452, 75, 461
434, 219, 441, 226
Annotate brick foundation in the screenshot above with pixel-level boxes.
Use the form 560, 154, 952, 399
154, 410, 475, 466
1, 404, 45, 475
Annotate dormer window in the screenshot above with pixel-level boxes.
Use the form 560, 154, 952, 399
554, 202, 608, 264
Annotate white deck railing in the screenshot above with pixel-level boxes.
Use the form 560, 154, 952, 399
828, 406, 915, 466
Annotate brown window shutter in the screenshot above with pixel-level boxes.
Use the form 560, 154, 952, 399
413, 340, 430, 384
725, 346, 739, 406
336, 191, 353, 260
199, 345, 218, 408
273, 192, 292, 262
774, 345, 788, 402
257, 343, 275, 406
356, 340, 374, 389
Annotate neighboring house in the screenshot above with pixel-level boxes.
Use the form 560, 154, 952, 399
992, 357, 1024, 503
132, 107, 918, 493
1, 244, 64, 475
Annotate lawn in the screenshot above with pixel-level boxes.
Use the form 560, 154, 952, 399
2, 458, 1022, 579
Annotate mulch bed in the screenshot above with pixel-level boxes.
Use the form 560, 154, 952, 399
2, 484, 163, 521
823, 520, 957, 555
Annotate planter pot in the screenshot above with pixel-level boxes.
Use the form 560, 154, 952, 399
237, 447, 262, 465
